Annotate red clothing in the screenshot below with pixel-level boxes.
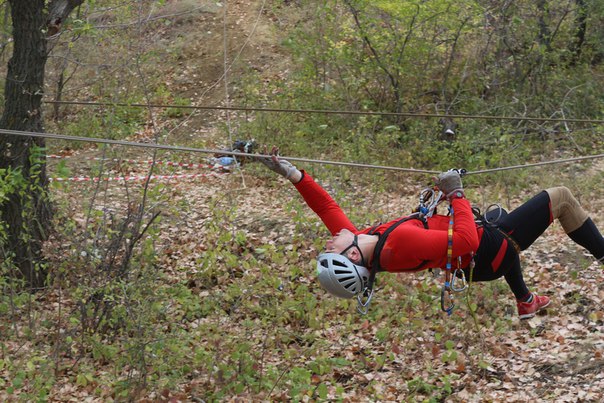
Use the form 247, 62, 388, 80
294, 171, 481, 272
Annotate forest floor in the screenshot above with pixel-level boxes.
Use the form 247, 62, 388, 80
2, 0, 604, 401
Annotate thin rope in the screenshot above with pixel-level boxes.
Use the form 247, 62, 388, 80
2, 128, 604, 175
0, 128, 438, 174
465, 154, 604, 175
44, 100, 604, 124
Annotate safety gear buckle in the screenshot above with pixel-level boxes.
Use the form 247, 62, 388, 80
418, 188, 444, 219
440, 283, 455, 316
357, 287, 374, 315
451, 268, 468, 292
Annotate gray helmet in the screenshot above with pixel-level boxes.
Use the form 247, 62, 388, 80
316, 253, 370, 299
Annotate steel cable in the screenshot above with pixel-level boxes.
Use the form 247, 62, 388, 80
44, 100, 604, 125
2, 128, 603, 175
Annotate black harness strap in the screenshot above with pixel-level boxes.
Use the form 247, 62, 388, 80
474, 206, 522, 254
365, 212, 430, 291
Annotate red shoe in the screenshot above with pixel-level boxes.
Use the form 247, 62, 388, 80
517, 294, 551, 319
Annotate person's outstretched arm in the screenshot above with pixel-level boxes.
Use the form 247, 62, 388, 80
256, 147, 356, 235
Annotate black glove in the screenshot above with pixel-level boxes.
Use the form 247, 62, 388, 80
435, 170, 464, 200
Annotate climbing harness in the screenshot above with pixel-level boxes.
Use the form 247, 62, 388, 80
417, 168, 472, 315
419, 168, 470, 315
441, 210, 455, 314
357, 212, 429, 315
359, 168, 474, 316
474, 205, 522, 254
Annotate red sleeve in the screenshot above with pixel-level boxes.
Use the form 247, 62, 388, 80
293, 171, 357, 235
425, 197, 479, 261
448, 197, 480, 256
380, 198, 480, 271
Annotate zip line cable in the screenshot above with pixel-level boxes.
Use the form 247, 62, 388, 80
44, 100, 604, 124
0, 128, 438, 174
465, 154, 604, 175
3, 128, 604, 175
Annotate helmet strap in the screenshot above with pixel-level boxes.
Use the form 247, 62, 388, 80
340, 234, 367, 267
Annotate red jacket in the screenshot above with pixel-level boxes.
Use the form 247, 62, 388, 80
294, 171, 481, 272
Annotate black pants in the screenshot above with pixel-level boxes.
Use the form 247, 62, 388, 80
463, 191, 553, 300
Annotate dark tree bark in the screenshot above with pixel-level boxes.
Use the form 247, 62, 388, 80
0, 0, 84, 288
570, 0, 587, 64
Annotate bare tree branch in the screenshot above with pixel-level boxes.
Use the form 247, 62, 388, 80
343, 0, 402, 112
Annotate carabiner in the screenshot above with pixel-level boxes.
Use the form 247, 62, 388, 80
484, 203, 504, 225
418, 188, 444, 219
420, 188, 435, 204
451, 268, 468, 292
440, 283, 455, 316
357, 287, 374, 315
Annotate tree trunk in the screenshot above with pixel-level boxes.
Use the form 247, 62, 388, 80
0, 0, 84, 288
0, 0, 51, 288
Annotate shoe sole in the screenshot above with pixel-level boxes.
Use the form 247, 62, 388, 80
519, 299, 551, 320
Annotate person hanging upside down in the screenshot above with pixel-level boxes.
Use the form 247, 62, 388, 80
257, 148, 604, 319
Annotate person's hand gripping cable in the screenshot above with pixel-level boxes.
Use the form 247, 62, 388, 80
256, 146, 302, 184
434, 169, 465, 200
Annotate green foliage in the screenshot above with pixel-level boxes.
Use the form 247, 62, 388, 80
0, 145, 50, 284
0, 354, 55, 400
238, 0, 604, 182
154, 84, 192, 118
58, 96, 147, 147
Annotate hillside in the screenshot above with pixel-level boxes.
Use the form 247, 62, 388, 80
1, 0, 603, 401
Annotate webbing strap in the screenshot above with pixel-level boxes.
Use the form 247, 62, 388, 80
441, 210, 455, 315
358, 213, 428, 314
366, 213, 429, 291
